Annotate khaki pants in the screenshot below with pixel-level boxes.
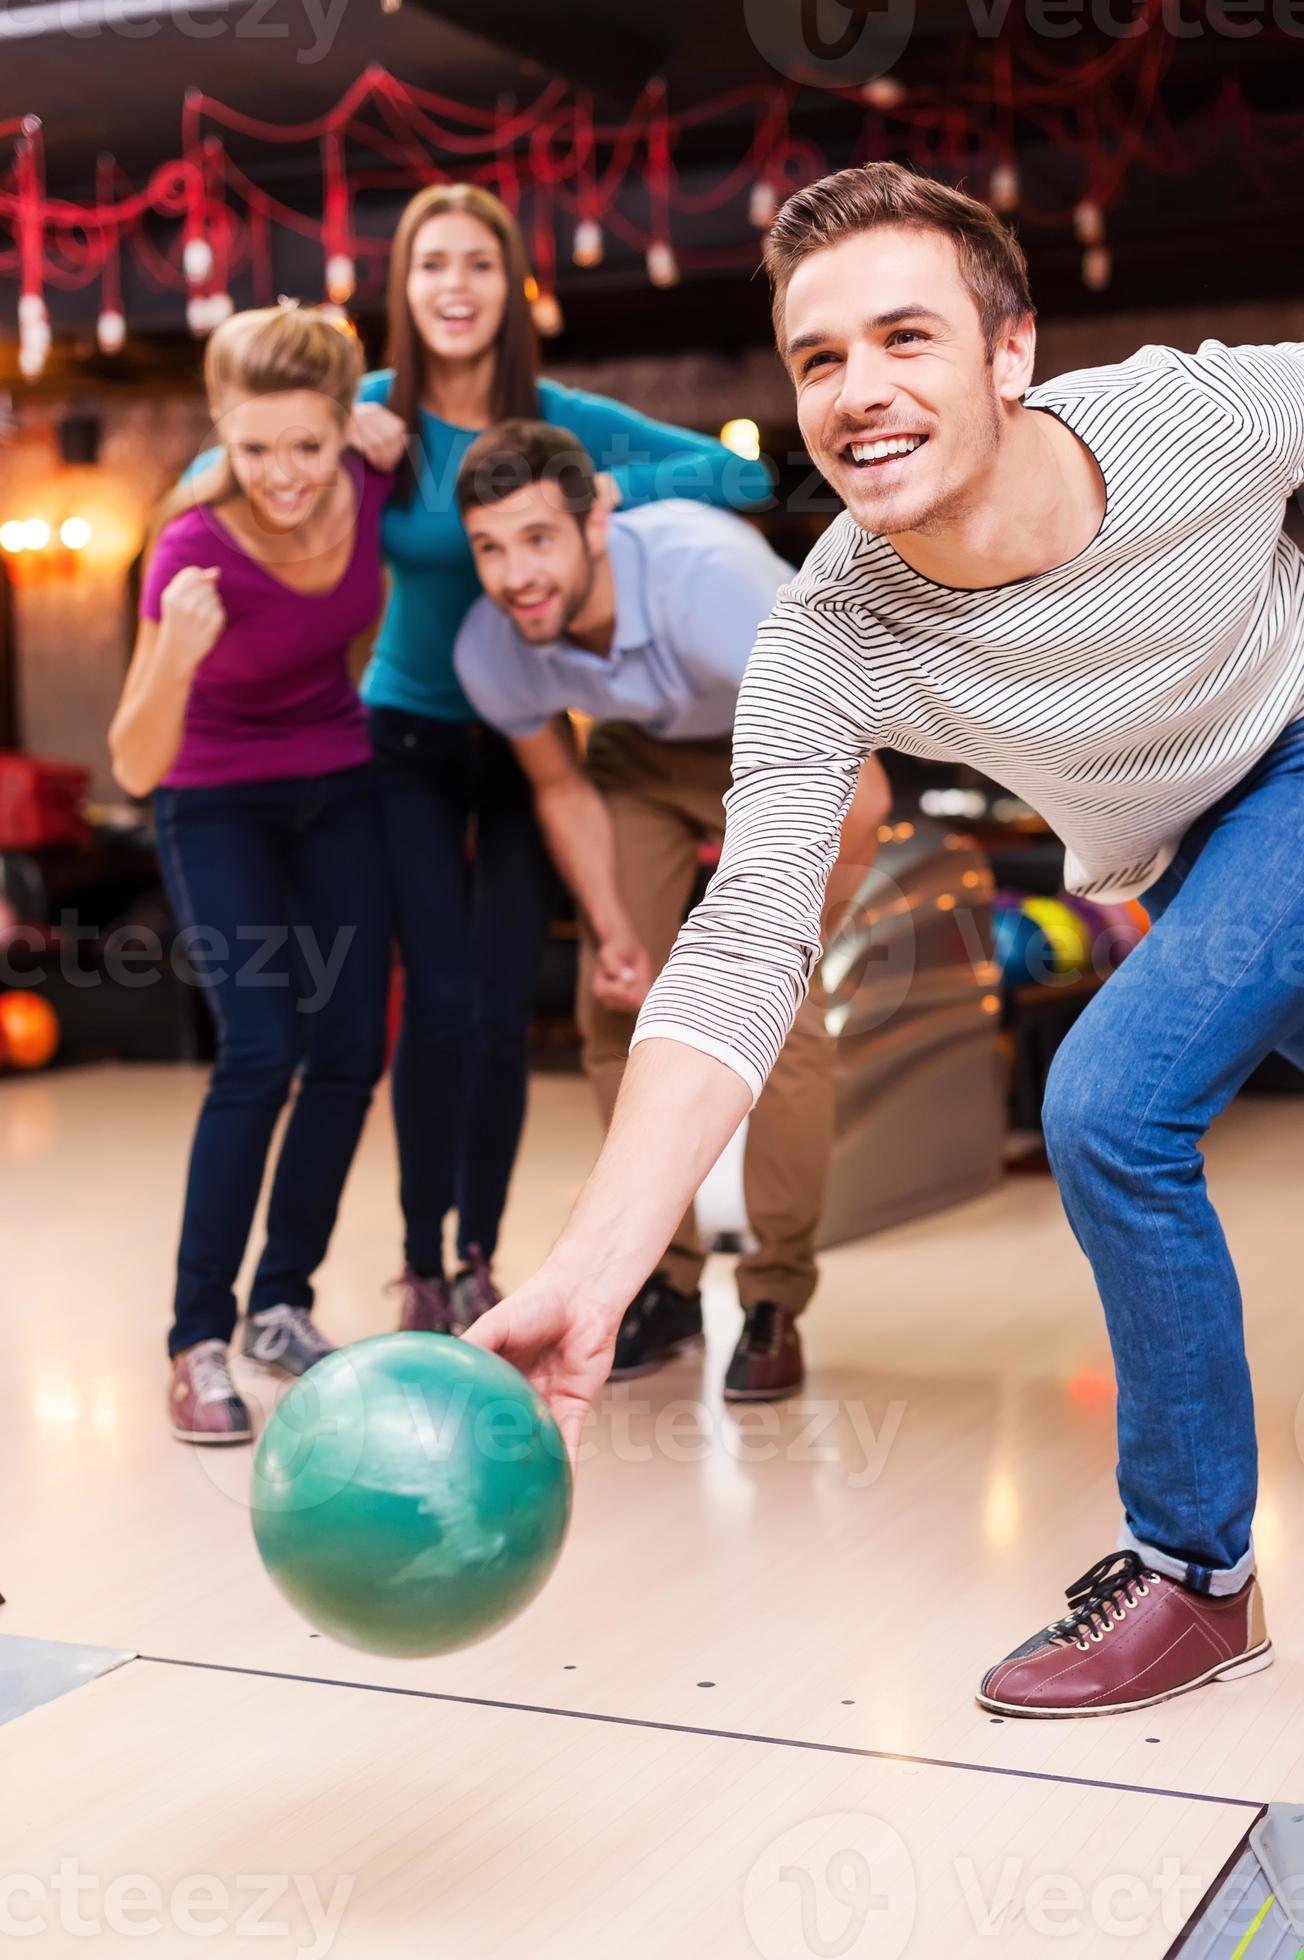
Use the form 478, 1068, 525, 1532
576, 722, 834, 1316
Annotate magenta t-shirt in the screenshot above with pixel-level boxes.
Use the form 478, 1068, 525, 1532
140, 453, 389, 788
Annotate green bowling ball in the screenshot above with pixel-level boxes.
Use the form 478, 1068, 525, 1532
251, 1333, 572, 1657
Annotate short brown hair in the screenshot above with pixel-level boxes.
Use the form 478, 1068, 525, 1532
456, 419, 599, 523
764, 162, 1034, 360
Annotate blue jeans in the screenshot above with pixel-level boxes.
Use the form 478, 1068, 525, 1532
1043, 719, 1304, 1594
370, 710, 556, 1272
155, 765, 391, 1356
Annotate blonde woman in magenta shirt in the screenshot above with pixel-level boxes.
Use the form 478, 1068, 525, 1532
110, 305, 394, 1445
349, 183, 774, 1336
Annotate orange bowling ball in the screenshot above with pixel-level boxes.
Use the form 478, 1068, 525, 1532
0, 991, 60, 1071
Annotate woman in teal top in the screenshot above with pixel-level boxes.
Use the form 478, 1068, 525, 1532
358, 182, 772, 1336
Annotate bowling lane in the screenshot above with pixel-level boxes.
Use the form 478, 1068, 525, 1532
4, 1067, 1303, 1812
0, 1655, 1252, 1958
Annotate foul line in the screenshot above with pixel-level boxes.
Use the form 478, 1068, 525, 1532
134, 1652, 1263, 1812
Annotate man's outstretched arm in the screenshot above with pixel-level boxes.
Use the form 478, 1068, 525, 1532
464, 1037, 749, 1459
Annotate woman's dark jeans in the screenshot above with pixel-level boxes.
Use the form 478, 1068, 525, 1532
369, 708, 555, 1273
155, 763, 391, 1356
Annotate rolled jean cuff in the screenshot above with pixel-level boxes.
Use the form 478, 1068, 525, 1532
1117, 1520, 1256, 1598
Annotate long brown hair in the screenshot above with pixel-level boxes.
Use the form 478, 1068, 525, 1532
385, 183, 541, 502
150, 303, 364, 546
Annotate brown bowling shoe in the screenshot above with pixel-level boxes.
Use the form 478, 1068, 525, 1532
978, 1550, 1272, 1718
724, 1302, 805, 1402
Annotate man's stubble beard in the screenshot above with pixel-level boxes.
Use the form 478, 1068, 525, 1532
902, 374, 1002, 540
557, 544, 599, 636
837, 371, 1003, 541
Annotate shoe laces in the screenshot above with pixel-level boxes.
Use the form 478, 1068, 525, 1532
388, 1268, 447, 1301
742, 1302, 787, 1359
388, 1268, 454, 1331
1048, 1551, 1162, 1652
454, 1245, 500, 1315
255, 1305, 333, 1357
189, 1340, 239, 1406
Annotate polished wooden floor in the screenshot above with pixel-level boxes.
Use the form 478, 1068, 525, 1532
2, 1062, 1301, 1956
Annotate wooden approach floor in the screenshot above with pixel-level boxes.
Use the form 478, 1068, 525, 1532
2, 1062, 1301, 1957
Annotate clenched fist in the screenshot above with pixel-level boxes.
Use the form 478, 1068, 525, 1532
159, 565, 226, 672
347, 401, 409, 474
591, 931, 653, 1015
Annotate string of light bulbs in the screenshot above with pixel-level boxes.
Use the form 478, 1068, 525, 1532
2, 21, 1301, 378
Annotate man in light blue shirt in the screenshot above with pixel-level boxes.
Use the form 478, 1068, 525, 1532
454, 492, 788, 745
453, 419, 889, 1399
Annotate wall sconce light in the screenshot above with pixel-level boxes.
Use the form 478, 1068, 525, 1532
0, 512, 93, 582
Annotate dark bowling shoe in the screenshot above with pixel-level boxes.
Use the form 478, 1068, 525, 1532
723, 1302, 804, 1402
607, 1275, 704, 1380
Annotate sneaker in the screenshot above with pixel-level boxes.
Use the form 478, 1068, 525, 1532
390, 1266, 456, 1335
977, 1550, 1273, 1718
169, 1340, 253, 1445
449, 1245, 501, 1332
608, 1275, 704, 1381
724, 1302, 804, 1402
241, 1305, 337, 1378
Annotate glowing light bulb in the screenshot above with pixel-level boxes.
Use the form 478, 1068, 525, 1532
60, 517, 92, 550
1081, 245, 1112, 291
17, 291, 50, 380
18, 332, 48, 381
720, 418, 761, 461
531, 290, 565, 338
186, 292, 230, 336
573, 218, 604, 267
1074, 199, 1105, 246
860, 75, 905, 108
22, 519, 51, 550
325, 252, 356, 304
0, 521, 28, 553
96, 309, 126, 354
748, 180, 779, 230
646, 240, 679, 288
183, 235, 214, 284
990, 163, 1020, 213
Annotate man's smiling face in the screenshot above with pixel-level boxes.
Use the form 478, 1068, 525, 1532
782, 224, 1021, 538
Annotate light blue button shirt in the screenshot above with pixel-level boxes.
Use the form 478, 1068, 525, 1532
453, 501, 794, 742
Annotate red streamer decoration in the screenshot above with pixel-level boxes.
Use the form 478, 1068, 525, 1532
0, 38, 1299, 349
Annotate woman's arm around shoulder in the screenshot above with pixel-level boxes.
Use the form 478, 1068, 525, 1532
540, 378, 774, 515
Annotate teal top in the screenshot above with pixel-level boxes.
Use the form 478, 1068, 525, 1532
356, 370, 774, 723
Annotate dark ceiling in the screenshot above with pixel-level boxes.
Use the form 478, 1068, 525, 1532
3, 0, 1303, 378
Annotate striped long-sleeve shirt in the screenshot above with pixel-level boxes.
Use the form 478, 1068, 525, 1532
631, 338, 1304, 1102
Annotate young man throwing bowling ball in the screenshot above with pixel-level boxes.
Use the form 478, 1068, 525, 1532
468, 161, 1304, 1719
